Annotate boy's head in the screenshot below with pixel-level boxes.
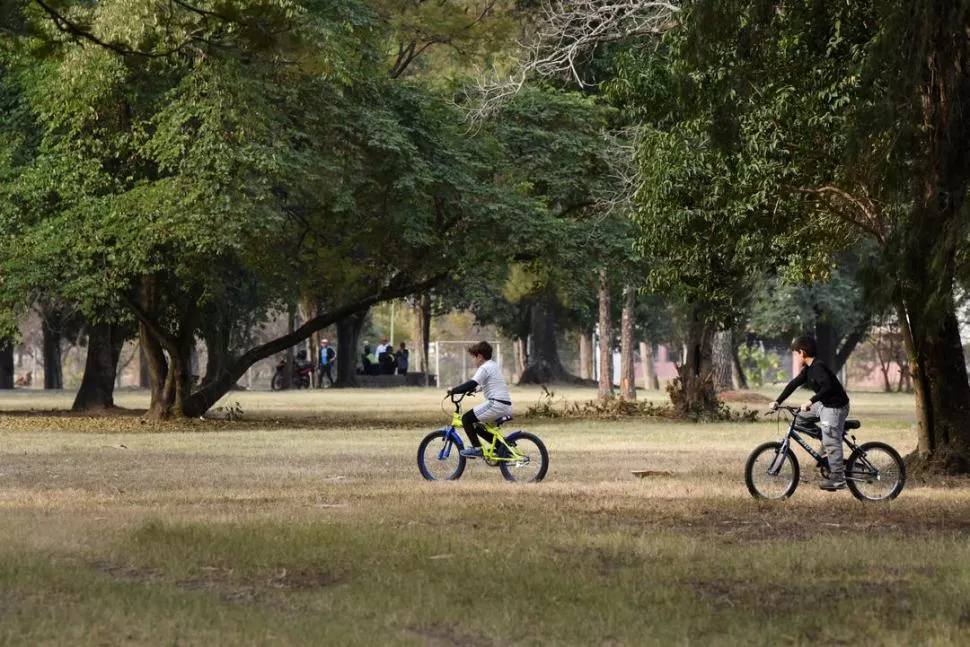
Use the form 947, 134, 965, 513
467, 341, 493, 360
790, 336, 818, 359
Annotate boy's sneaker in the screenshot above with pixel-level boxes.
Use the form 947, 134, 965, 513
460, 447, 483, 458
819, 478, 847, 491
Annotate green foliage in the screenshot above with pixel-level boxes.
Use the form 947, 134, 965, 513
736, 344, 784, 388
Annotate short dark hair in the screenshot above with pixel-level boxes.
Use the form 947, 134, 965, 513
791, 336, 817, 358
467, 341, 493, 360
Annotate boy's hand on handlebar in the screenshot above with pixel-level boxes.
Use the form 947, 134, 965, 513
801, 401, 812, 412
769, 401, 779, 411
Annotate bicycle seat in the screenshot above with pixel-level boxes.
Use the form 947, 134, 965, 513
495, 415, 513, 426
844, 419, 860, 430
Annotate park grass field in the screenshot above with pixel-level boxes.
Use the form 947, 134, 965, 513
0, 386, 969, 645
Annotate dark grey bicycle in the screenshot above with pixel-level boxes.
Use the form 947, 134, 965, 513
745, 406, 906, 502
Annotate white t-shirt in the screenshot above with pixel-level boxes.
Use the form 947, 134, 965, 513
472, 360, 511, 403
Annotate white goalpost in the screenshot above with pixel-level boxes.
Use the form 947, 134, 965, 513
428, 340, 506, 389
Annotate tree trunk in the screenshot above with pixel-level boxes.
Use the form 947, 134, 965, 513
579, 325, 593, 381
0, 341, 13, 389
413, 292, 432, 383
731, 343, 747, 390
72, 322, 124, 411
902, 290, 970, 470
711, 330, 734, 392
514, 338, 527, 379
619, 285, 636, 400
639, 341, 660, 390
335, 310, 367, 388
597, 270, 614, 400
518, 294, 577, 384
668, 307, 718, 419
814, 320, 838, 370
182, 275, 444, 416
41, 307, 64, 390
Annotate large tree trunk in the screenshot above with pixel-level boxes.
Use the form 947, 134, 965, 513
900, 289, 970, 471
619, 284, 636, 400
41, 306, 64, 390
335, 310, 367, 388
518, 294, 577, 384
668, 307, 718, 419
597, 270, 614, 400
0, 341, 13, 389
72, 322, 125, 411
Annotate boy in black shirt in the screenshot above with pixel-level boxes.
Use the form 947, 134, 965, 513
770, 336, 850, 491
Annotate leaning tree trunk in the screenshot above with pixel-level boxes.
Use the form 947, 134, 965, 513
517, 294, 576, 384
0, 341, 13, 389
335, 310, 367, 388
597, 270, 614, 400
619, 284, 636, 400
72, 322, 125, 411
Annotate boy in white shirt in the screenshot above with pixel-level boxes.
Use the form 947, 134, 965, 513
446, 341, 512, 458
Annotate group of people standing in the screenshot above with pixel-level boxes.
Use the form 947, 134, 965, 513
361, 337, 409, 376
316, 336, 411, 384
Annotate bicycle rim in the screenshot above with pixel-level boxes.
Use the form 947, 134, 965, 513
745, 442, 799, 500
417, 430, 465, 481
499, 433, 548, 483
846, 442, 905, 501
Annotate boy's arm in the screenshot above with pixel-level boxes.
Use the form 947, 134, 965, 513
448, 379, 478, 395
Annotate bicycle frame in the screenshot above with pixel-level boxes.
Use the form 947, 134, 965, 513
441, 393, 528, 465
770, 406, 865, 480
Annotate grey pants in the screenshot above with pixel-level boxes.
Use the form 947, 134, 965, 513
810, 401, 850, 479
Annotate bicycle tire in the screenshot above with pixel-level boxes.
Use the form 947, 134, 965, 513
744, 441, 799, 500
417, 429, 466, 481
845, 441, 905, 502
498, 432, 548, 483
270, 372, 284, 391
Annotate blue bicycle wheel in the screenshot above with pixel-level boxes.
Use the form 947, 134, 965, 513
417, 429, 466, 481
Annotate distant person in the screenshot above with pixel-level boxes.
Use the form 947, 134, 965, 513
361, 344, 379, 375
446, 341, 511, 459
375, 336, 390, 357
770, 335, 850, 491
318, 338, 336, 387
378, 345, 397, 375
395, 342, 409, 376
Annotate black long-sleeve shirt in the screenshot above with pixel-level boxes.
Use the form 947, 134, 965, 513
776, 360, 849, 408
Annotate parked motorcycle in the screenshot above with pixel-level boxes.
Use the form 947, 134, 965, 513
271, 353, 313, 390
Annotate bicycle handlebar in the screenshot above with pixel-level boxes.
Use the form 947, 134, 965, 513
444, 390, 477, 413
764, 405, 804, 416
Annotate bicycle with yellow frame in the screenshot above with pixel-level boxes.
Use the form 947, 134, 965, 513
417, 391, 549, 482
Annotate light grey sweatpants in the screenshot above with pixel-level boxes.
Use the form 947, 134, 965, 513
811, 401, 850, 479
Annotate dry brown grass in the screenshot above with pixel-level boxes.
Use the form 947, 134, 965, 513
0, 386, 968, 645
